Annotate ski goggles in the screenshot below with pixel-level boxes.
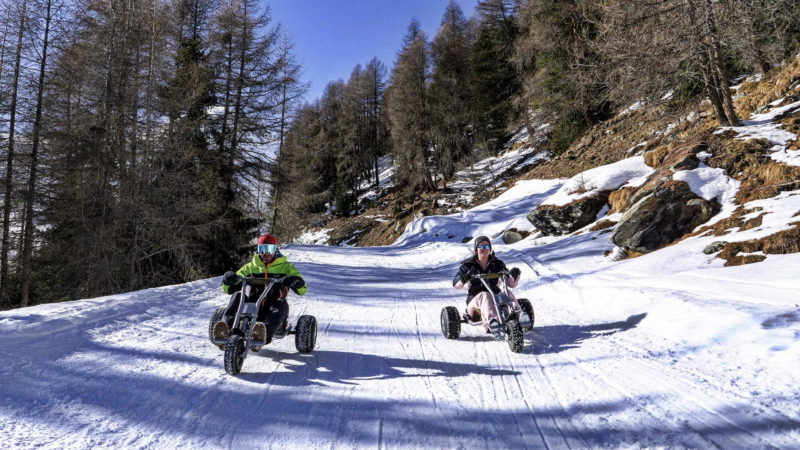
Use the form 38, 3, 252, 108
476, 243, 492, 250
257, 243, 277, 255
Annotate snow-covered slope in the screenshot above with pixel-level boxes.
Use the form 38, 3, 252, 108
2, 174, 799, 448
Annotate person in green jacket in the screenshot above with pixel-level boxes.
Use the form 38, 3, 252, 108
212, 234, 307, 346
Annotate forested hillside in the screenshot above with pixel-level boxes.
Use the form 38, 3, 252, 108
274, 0, 800, 245
0, 0, 304, 309
1, 0, 798, 310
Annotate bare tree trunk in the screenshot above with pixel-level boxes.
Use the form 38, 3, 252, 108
704, 0, 742, 126
0, 4, 11, 100
218, 25, 233, 155
271, 80, 287, 232
685, 0, 731, 126
738, 1, 771, 75
372, 70, 380, 190
229, 1, 248, 161
20, 0, 51, 307
1, 0, 28, 300
144, 0, 157, 171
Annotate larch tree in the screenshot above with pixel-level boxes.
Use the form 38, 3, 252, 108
429, 0, 474, 188
598, 0, 742, 126
469, 0, 520, 154
0, 0, 27, 301
387, 19, 435, 193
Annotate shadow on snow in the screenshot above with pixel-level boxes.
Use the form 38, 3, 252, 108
527, 313, 648, 355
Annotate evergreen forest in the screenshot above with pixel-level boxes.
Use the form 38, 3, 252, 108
1, 0, 798, 309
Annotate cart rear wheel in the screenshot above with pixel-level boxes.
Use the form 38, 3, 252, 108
208, 307, 226, 344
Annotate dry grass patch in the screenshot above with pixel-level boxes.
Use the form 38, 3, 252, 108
778, 110, 800, 136
523, 104, 706, 179
706, 134, 772, 175
705, 133, 800, 202
608, 187, 637, 213
718, 223, 800, 266
682, 206, 765, 241
734, 55, 800, 117
737, 164, 800, 203
589, 219, 617, 231
644, 147, 669, 168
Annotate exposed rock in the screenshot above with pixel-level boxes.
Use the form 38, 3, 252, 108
527, 192, 611, 235
644, 139, 705, 171
612, 180, 720, 253
703, 241, 728, 254
502, 230, 524, 244
625, 169, 674, 207
661, 140, 705, 171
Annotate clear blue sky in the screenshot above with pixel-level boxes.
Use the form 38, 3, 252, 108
265, 0, 479, 103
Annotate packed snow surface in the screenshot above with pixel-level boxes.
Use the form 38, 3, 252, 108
2, 181, 800, 448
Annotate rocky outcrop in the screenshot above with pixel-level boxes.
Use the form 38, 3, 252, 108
502, 229, 526, 244
643, 139, 705, 171
527, 192, 610, 235
611, 180, 720, 253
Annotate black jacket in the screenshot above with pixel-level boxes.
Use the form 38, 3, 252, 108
453, 255, 508, 298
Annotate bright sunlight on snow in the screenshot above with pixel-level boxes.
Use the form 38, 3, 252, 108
1, 149, 799, 449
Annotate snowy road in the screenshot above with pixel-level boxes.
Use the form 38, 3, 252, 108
1, 237, 799, 448
2, 178, 800, 448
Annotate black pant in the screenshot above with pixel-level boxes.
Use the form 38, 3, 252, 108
224, 286, 288, 334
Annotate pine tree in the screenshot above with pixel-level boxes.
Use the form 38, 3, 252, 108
515, 0, 609, 153
468, 0, 520, 154
429, 1, 474, 187
387, 19, 435, 192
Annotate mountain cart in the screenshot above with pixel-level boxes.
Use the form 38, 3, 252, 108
440, 271, 534, 353
208, 275, 317, 375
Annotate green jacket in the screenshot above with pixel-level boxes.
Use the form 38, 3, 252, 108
222, 252, 307, 295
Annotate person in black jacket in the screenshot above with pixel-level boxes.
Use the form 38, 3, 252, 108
453, 236, 524, 339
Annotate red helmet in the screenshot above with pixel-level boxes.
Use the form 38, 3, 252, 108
258, 234, 277, 245
257, 234, 278, 255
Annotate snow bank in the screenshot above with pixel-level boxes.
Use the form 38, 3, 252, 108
395, 179, 562, 246
673, 167, 740, 204
541, 156, 654, 206
294, 228, 333, 245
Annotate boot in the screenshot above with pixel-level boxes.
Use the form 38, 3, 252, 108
251, 322, 266, 352
213, 321, 229, 350
464, 309, 481, 323
489, 319, 503, 341
518, 312, 532, 330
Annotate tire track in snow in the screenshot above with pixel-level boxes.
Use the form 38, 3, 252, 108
500, 247, 592, 447
583, 269, 800, 434
505, 246, 798, 448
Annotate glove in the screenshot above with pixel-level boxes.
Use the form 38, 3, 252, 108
459, 272, 471, 284
509, 267, 521, 280
222, 271, 239, 286
284, 275, 305, 291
